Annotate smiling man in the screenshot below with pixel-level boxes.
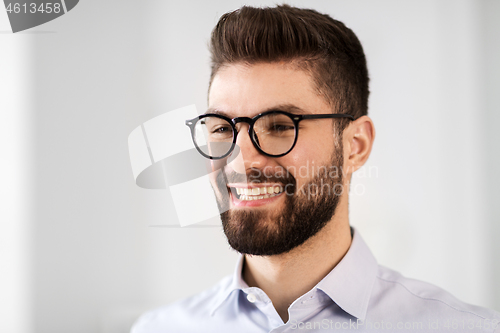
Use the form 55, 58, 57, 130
132, 5, 500, 333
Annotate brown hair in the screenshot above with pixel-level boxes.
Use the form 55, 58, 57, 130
209, 4, 369, 133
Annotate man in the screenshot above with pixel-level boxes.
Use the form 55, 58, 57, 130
132, 5, 500, 332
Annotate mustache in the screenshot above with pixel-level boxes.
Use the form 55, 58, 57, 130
215, 167, 297, 201
218, 167, 296, 186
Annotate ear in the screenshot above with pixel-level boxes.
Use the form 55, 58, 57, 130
343, 116, 375, 174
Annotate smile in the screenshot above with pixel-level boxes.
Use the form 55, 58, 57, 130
229, 185, 284, 201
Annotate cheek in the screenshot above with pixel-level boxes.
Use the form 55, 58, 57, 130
210, 157, 229, 172
294, 126, 335, 160
208, 172, 219, 190
291, 135, 333, 165
281, 135, 335, 184
279, 149, 322, 184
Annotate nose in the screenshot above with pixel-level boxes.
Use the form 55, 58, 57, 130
227, 123, 268, 174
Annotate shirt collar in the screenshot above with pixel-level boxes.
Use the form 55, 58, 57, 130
316, 227, 378, 321
210, 227, 378, 320
210, 253, 247, 316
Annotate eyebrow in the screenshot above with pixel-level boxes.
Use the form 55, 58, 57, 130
205, 104, 309, 118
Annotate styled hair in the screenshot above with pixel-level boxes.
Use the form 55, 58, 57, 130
209, 4, 369, 133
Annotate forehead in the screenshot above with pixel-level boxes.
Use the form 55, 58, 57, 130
208, 62, 331, 118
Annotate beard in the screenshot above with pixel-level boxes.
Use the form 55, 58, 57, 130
213, 148, 345, 256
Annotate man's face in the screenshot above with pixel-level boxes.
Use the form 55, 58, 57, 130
208, 62, 345, 255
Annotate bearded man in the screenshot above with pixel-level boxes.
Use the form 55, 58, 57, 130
132, 5, 500, 332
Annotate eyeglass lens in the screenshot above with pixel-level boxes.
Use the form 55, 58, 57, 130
193, 113, 296, 158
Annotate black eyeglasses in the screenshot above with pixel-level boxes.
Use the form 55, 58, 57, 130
185, 110, 354, 160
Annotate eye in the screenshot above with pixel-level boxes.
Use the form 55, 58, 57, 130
273, 124, 294, 131
212, 125, 232, 134
270, 124, 295, 133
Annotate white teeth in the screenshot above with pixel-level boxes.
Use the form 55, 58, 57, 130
239, 193, 277, 201
232, 185, 284, 201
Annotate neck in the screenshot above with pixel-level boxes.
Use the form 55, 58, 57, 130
242, 200, 352, 323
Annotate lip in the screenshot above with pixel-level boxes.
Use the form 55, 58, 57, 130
226, 183, 283, 189
227, 184, 285, 207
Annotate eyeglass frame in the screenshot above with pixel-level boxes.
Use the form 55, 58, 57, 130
185, 110, 355, 160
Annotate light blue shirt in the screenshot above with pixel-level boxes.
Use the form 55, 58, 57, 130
131, 228, 500, 332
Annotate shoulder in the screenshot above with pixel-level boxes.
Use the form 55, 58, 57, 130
370, 265, 500, 332
131, 275, 233, 333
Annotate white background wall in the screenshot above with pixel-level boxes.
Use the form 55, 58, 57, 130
1, 1, 499, 333
0, 8, 33, 333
